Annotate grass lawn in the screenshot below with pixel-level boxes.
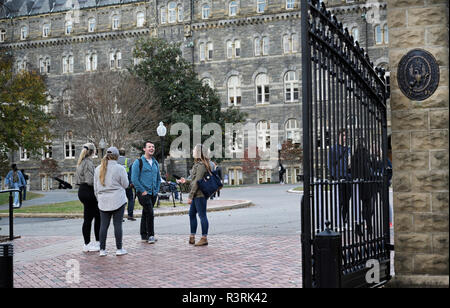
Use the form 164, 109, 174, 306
0, 199, 187, 214
0, 191, 44, 205
293, 187, 304, 192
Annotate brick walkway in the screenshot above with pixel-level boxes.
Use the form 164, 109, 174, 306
11, 235, 302, 288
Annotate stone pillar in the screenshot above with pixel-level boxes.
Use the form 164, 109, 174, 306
387, 0, 449, 287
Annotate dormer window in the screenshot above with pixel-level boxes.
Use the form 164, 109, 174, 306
21, 26, 28, 40
202, 4, 210, 20
112, 15, 120, 30
43, 24, 50, 38
257, 0, 266, 13
229, 1, 238, 16
88, 18, 96, 32
65, 21, 73, 35
137, 12, 145, 27
0, 29, 5, 43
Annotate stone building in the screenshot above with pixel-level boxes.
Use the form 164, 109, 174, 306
0, 0, 389, 190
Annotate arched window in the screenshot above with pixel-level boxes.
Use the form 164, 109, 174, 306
202, 4, 210, 19
0, 29, 6, 42
177, 4, 184, 22
65, 21, 73, 35
255, 37, 269, 56
161, 7, 167, 24
207, 42, 213, 60
137, 12, 145, 27
254, 38, 261, 56
351, 27, 359, 42
285, 119, 300, 143
228, 76, 241, 106
40, 57, 51, 74
262, 37, 269, 55
285, 71, 299, 102
43, 24, 50, 38
375, 25, 382, 44
62, 56, 73, 73
226, 40, 240, 58
64, 131, 76, 159
257, 121, 271, 151
85, 53, 97, 72
255, 74, 270, 104
88, 18, 96, 32
227, 40, 233, 58
257, 0, 266, 13
283, 33, 298, 53
199, 42, 206, 61
229, 1, 238, 16
110, 51, 121, 70
20, 26, 28, 40
383, 24, 389, 44
168, 2, 177, 23
112, 15, 120, 30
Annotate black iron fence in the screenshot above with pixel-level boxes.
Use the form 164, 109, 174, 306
301, 0, 392, 288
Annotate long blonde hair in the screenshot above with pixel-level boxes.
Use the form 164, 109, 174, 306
77, 145, 94, 167
99, 153, 119, 186
193, 144, 211, 173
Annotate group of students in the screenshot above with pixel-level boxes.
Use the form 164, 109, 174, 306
75, 141, 215, 257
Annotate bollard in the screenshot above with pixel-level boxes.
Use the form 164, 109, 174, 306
0, 243, 13, 288
314, 221, 342, 288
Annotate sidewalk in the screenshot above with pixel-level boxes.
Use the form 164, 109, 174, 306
11, 234, 302, 288
0, 199, 253, 219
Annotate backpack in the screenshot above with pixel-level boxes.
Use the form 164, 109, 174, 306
129, 158, 144, 185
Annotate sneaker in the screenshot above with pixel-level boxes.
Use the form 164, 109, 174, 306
83, 243, 91, 253
128, 217, 136, 221
116, 248, 128, 256
99, 250, 107, 257
148, 236, 157, 244
88, 241, 100, 252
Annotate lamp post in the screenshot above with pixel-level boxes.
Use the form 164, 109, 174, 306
157, 122, 167, 176
99, 138, 106, 158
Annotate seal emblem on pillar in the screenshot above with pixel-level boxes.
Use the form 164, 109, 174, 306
397, 49, 440, 101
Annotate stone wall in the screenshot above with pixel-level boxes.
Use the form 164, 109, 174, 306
387, 0, 449, 287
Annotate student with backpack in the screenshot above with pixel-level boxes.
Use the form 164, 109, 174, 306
5, 164, 26, 208
131, 141, 161, 244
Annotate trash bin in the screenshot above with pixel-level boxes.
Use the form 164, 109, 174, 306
0, 243, 13, 288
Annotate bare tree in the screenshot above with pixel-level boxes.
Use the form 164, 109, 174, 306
53, 71, 161, 150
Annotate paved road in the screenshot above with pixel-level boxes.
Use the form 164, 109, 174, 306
1, 184, 302, 237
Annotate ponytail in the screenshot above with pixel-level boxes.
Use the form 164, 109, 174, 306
98, 153, 119, 186
77, 145, 94, 167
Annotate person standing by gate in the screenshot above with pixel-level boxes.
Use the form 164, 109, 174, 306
328, 129, 352, 224
118, 149, 136, 221
94, 147, 129, 257
5, 164, 26, 208
75, 143, 101, 252
131, 141, 161, 244
20, 169, 29, 200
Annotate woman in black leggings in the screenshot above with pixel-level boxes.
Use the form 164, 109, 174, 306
76, 143, 100, 252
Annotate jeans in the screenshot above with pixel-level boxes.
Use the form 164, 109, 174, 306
189, 197, 209, 236
12, 183, 20, 205
21, 186, 27, 200
78, 184, 100, 245
126, 187, 135, 217
99, 204, 126, 250
137, 193, 157, 240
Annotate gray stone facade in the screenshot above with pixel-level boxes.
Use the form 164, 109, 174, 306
0, 0, 388, 189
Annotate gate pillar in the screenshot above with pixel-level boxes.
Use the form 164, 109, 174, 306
314, 222, 342, 288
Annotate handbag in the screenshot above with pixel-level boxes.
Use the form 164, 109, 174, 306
197, 169, 223, 199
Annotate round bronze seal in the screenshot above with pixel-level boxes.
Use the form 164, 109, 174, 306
397, 49, 440, 101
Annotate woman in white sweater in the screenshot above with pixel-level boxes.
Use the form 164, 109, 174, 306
94, 147, 129, 257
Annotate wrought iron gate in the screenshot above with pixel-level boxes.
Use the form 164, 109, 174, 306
301, 0, 393, 288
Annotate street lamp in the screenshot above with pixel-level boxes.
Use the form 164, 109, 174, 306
99, 138, 106, 157
157, 122, 167, 176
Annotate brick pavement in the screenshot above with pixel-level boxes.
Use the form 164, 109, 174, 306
11, 235, 302, 288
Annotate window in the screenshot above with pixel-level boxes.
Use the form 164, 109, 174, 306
168, 2, 177, 23
258, 169, 271, 184
202, 4, 210, 19
178, 4, 184, 22
0, 29, 5, 42
137, 12, 145, 27
235, 40, 241, 57
112, 15, 120, 30
255, 37, 269, 56
229, 1, 238, 16
207, 42, 213, 60
65, 21, 72, 35
351, 27, 359, 42
62, 56, 73, 74
42, 142, 53, 160
257, 0, 266, 13
228, 76, 241, 106
199, 43, 206, 61
110, 51, 121, 69
226, 40, 241, 58
228, 168, 243, 186
285, 71, 299, 102
62, 90, 72, 116
64, 132, 76, 159
384, 24, 389, 44
43, 24, 50, 37
17, 60, 26, 71
202, 78, 214, 88
286, 0, 295, 9
257, 121, 271, 151
255, 74, 270, 104
161, 7, 167, 24
88, 18, 96, 32
227, 40, 233, 59
375, 25, 382, 44
85, 53, 97, 72
40, 57, 51, 74
21, 26, 28, 40
19, 147, 30, 161
285, 119, 300, 143
283, 34, 299, 54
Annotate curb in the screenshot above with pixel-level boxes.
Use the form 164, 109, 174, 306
0, 200, 254, 219
287, 189, 303, 194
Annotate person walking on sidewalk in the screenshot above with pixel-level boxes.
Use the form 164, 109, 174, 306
131, 141, 161, 244
5, 164, 26, 208
75, 143, 101, 253
94, 147, 129, 257
178, 144, 211, 247
118, 149, 136, 221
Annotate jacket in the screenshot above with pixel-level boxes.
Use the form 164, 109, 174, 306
94, 160, 129, 211
131, 155, 161, 196
328, 144, 351, 180
5, 170, 26, 188
188, 161, 208, 200
75, 158, 95, 186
